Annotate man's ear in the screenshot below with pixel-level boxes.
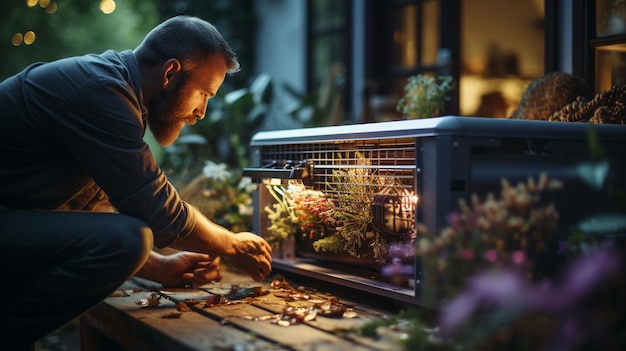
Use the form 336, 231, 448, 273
161, 58, 182, 89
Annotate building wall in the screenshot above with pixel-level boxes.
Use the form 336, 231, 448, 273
253, 0, 367, 126
253, 0, 306, 94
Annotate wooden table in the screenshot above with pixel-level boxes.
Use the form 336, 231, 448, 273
80, 268, 407, 351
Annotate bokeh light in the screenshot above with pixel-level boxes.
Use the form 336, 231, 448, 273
25, 0, 38, 8
12, 33, 24, 46
99, 0, 116, 14
39, 0, 50, 8
45, 1, 57, 13
23, 31, 36, 45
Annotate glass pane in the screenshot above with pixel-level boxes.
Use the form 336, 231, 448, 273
311, 0, 346, 30
392, 0, 440, 68
597, 0, 626, 37
460, 0, 544, 117
394, 4, 418, 68
596, 43, 626, 91
312, 34, 344, 87
422, 0, 440, 65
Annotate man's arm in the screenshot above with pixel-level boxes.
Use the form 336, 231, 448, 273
167, 206, 272, 282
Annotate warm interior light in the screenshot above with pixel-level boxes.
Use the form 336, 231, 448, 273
262, 178, 283, 186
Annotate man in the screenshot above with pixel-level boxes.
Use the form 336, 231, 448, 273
0, 15, 272, 349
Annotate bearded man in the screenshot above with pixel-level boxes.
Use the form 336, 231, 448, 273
0, 15, 272, 349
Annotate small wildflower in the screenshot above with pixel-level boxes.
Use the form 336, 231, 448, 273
511, 250, 526, 265
202, 160, 231, 182
484, 249, 498, 263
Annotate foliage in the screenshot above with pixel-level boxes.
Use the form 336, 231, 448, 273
264, 152, 410, 263
320, 153, 397, 261
396, 74, 456, 119
281, 63, 347, 127
417, 174, 563, 300
264, 183, 336, 247
0, 0, 158, 80
178, 161, 255, 232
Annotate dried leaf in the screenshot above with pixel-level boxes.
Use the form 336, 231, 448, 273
135, 292, 161, 307
175, 301, 191, 312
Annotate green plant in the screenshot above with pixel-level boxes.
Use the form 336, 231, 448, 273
264, 183, 336, 247
396, 74, 456, 119
178, 161, 255, 232
264, 152, 409, 263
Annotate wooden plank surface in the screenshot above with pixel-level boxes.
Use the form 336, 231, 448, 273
82, 281, 288, 351
83, 268, 405, 351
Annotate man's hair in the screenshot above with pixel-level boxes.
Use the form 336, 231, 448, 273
134, 15, 240, 74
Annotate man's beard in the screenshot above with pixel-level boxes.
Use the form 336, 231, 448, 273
147, 89, 194, 146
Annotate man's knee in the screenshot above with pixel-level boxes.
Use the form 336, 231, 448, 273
107, 215, 154, 273
82, 214, 154, 281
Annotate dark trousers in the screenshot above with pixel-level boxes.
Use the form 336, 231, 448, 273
0, 210, 153, 348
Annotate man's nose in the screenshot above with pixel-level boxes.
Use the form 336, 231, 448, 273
195, 101, 208, 120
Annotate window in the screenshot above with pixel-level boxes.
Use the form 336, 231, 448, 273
307, 0, 352, 125
594, 0, 626, 91
364, 0, 544, 121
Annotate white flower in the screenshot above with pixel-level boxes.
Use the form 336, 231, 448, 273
202, 161, 231, 182
238, 176, 257, 193
238, 203, 254, 216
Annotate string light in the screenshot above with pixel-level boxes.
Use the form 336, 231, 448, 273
11, 33, 23, 46
11, 31, 37, 46
99, 0, 116, 14
23, 31, 36, 45
45, 2, 57, 13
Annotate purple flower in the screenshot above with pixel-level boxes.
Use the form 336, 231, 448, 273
554, 245, 620, 307
437, 245, 621, 339
439, 269, 530, 336
382, 257, 414, 277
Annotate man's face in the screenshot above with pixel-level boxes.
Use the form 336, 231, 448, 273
148, 54, 228, 146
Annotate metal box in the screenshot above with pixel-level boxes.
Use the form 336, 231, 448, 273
244, 116, 626, 307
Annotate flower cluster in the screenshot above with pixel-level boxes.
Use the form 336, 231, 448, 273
179, 161, 256, 232
265, 182, 336, 246
417, 174, 563, 299
372, 171, 626, 351
264, 152, 414, 263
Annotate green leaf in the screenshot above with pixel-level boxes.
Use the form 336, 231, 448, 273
224, 89, 249, 105
249, 73, 272, 104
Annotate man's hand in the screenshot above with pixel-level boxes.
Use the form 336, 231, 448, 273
225, 232, 272, 282
168, 207, 273, 282
136, 251, 222, 287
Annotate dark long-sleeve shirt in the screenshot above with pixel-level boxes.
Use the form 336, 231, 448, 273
0, 50, 196, 247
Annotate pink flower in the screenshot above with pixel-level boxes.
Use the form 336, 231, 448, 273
511, 250, 526, 265
484, 249, 498, 262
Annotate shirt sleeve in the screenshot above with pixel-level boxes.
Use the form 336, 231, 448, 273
29, 73, 195, 247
